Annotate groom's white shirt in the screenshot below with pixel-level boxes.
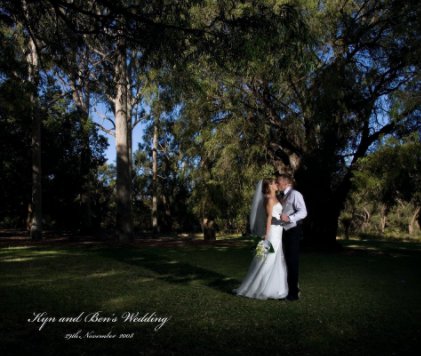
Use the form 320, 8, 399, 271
282, 186, 307, 230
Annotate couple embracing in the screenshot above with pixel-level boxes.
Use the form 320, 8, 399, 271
234, 174, 307, 301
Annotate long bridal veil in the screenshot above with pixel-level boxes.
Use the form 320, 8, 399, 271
249, 180, 266, 236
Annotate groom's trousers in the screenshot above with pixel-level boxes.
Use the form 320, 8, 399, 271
282, 224, 302, 298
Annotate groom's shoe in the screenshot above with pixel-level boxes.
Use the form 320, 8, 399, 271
286, 293, 300, 301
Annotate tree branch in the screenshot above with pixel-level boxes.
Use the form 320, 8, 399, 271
94, 122, 115, 137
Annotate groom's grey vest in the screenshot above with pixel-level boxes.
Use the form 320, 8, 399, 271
271, 189, 304, 231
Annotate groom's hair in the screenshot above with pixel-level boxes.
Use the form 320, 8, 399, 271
277, 173, 295, 185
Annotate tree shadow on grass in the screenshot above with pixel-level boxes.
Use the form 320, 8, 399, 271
96, 246, 242, 295
340, 238, 421, 257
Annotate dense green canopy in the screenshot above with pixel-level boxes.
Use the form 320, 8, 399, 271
1, 0, 420, 242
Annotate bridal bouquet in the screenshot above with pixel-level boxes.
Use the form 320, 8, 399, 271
255, 240, 275, 258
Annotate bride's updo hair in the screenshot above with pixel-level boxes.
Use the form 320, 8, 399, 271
262, 178, 275, 195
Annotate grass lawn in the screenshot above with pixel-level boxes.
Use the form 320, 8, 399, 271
1, 237, 420, 355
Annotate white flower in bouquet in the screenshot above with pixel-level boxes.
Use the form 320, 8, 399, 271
255, 240, 274, 258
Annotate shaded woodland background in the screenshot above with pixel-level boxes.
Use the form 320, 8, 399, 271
1, 0, 420, 245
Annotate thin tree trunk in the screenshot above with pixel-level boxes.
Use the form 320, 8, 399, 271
379, 204, 387, 234
127, 107, 133, 175
152, 112, 159, 234
26, 203, 32, 231
203, 218, 216, 240
201, 200, 215, 240
380, 215, 386, 234
79, 98, 93, 233
361, 207, 371, 232
127, 80, 133, 177
126, 50, 135, 176
27, 35, 42, 241
114, 38, 132, 241
409, 206, 420, 235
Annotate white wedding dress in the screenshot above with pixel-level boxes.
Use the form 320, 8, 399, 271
234, 202, 288, 299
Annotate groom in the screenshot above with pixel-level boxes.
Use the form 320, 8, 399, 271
276, 174, 307, 301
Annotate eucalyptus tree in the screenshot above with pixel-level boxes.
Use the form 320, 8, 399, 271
23, 2, 44, 240
174, 1, 310, 232
260, 0, 420, 245
131, 64, 189, 234
0, 0, 50, 239
286, 0, 421, 245
178, 0, 421, 245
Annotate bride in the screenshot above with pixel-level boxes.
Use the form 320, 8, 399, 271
233, 178, 288, 300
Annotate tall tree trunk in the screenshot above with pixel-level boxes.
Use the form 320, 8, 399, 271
79, 104, 93, 233
161, 194, 173, 233
200, 197, 215, 241
27, 35, 42, 241
114, 38, 132, 241
127, 107, 133, 176
297, 164, 352, 248
152, 113, 159, 234
303, 191, 341, 247
70, 66, 93, 233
